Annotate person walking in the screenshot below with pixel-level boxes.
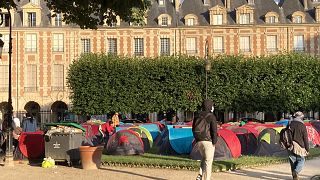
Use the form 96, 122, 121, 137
289, 111, 309, 180
192, 99, 218, 180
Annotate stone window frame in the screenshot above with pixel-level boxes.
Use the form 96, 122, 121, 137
158, 14, 172, 26
235, 5, 255, 24
21, 2, 42, 27
184, 14, 198, 26
265, 11, 279, 24
291, 11, 305, 23
50, 11, 66, 27
209, 5, 227, 25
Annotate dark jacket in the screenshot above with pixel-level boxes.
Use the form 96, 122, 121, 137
192, 99, 218, 144
289, 118, 309, 152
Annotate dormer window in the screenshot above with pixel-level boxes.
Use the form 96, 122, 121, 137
236, 5, 254, 24
265, 12, 279, 24
295, 16, 302, 23
22, 2, 42, 27
292, 11, 305, 23
162, 17, 168, 26
240, 13, 250, 24
203, 0, 210, 6
185, 14, 198, 26
28, 12, 36, 27
0, 9, 10, 27
158, 14, 172, 26
316, 5, 320, 22
159, 0, 165, 6
209, 5, 227, 25
55, 13, 62, 26
103, 15, 120, 27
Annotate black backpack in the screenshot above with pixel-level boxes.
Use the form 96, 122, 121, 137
279, 122, 294, 150
192, 113, 211, 141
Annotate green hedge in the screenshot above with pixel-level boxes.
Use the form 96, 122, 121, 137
67, 53, 320, 115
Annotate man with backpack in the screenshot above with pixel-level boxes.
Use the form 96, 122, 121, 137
192, 99, 218, 180
287, 111, 309, 180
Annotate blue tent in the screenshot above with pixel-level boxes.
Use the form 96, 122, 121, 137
275, 119, 290, 126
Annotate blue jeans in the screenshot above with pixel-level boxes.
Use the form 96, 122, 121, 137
288, 151, 305, 175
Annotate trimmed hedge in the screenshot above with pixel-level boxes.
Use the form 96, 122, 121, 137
67, 53, 320, 115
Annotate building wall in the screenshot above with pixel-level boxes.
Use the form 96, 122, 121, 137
0, 24, 319, 113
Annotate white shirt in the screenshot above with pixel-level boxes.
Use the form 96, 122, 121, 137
12, 117, 20, 129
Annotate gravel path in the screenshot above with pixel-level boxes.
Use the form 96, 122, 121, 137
0, 158, 319, 180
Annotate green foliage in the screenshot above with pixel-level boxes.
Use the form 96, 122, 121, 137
44, 0, 151, 29
67, 53, 320, 115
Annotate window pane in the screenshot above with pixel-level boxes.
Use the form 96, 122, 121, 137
134, 38, 144, 56
240, 36, 250, 52
52, 64, 64, 91
186, 37, 197, 54
28, 12, 36, 27
213, 14, 223, 25
53, 34, 64, 52
294, 35, 304, 51
266, 35, 277, 52
81, 39, 91, 53
55, 14, 62, 27
107, 38, 117, 54
240, 13, 250, 24
25, 64, 37, 92
213, 37, 224, 53
25, 34, 37, 52
160, 38, 170, 55
161, 17, 168, 26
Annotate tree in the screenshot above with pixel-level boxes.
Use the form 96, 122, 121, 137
45, 0, 151, 29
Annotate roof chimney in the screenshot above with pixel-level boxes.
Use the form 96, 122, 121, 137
304, 0, 308, 10
225, 0, 230, 11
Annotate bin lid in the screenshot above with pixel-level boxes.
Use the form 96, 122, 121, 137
45, 122, 86, 132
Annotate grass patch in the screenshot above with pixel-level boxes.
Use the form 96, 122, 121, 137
101, 147, 320, 172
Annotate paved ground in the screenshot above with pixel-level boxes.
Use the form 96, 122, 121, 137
0, 158, 319, 180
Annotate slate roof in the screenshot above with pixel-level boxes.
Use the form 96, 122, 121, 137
6, 0, 320, 28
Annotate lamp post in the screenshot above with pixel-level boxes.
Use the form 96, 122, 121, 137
0, 2, 14, 166
205, 39, 211, 99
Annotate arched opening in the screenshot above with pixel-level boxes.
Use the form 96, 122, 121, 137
51, 101, 68, 122
24, 101, 41, 124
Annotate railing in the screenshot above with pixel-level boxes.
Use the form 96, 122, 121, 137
266, 48, 278, 52
213, 48, 224, 53
240, 48, 251, 53
293, 47, 305, 52
51, 86, 64, 91
24, 87, 37, 92
186, 50, 198, 55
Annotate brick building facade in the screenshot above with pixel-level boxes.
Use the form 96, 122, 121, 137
0, 0, 320, 122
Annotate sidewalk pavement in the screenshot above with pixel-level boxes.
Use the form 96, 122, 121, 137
0, 157, 319, 180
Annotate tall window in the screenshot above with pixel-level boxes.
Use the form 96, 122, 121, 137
294, 35, 304, 51
160, 38, 170, 56
28, 12, 36, 27
25, 34, 37, 52
53, 34, 64, 52
134, 38, 144, 56
161, 17, 168, 26
107, 38, 117, 55
81, 39, 91, 53
0, 13, 10, 27
213, 36, 224, 53
186, 37, 197, 55
240, 13, 250, 24
25, 64, 37, 92
239, 36, 251, 52
213, 14, 223, 25
266, 35, 277, 52
0, 34, 9, 53
52, 64, 64, 91
0, 65, 8, 92
55, 13, 62, 27
187, 18, 195, 26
